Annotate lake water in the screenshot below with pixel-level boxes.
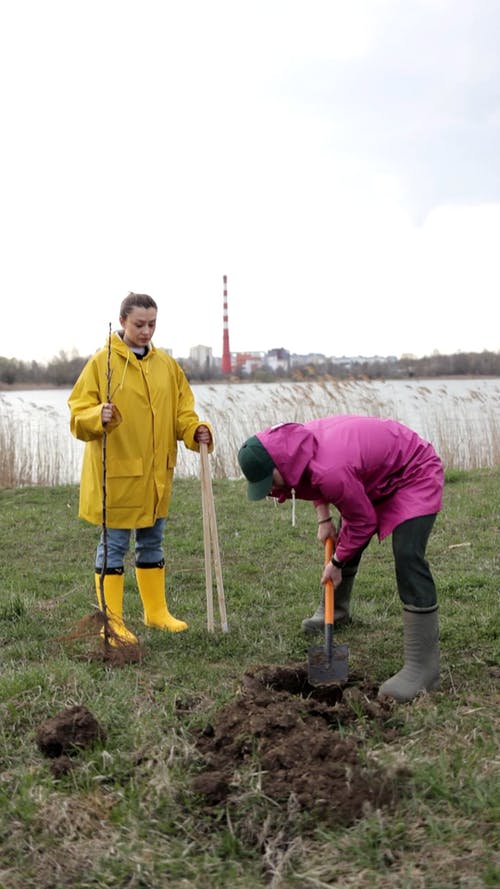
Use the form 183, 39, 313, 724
1, 377, 499, 484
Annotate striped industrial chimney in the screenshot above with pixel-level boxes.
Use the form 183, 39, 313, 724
221, 274, 231, 374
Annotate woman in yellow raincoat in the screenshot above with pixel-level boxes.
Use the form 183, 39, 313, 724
68, 292, 213, 644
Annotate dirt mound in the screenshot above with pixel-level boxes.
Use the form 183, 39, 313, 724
192, 664, 408, 829
36, 705, 106, 777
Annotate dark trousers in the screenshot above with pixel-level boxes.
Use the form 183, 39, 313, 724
340, 513, 438, 610
391, 514, 438, 610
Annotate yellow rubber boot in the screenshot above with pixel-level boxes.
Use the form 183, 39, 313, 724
95, 572, 138, 645
135, 563, 188, 632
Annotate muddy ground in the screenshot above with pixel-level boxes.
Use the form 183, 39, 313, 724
189, 663, 409, 831
36, 664, 409, 830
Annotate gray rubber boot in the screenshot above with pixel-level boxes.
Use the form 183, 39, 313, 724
301, 572, 355, 633
378, 608, 440, 703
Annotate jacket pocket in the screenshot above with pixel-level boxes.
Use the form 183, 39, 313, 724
106, 458, 144, 508
107, 458, 143, 478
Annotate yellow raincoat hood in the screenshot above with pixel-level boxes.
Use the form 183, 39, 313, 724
69, 333, 212, 528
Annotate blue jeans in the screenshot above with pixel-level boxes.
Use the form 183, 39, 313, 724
96, 518, 166, 570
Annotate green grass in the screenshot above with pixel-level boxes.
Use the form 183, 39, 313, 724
0, 469, 499, 888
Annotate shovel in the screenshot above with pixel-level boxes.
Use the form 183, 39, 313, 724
307, 538, 349, 686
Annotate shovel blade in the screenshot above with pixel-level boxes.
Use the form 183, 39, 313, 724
307, 642, 349, 686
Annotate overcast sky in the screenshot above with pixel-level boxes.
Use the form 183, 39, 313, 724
1, 0, 499, 363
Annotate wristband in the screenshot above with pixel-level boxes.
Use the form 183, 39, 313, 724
331, 556, 344, 569
317, 516, 332, 524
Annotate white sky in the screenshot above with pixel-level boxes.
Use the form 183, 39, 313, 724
1, 0, 499, 363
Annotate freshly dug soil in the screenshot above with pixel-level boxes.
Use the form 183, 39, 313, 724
35, 667, 409, 830
36, 705, 106, 775
191, 663, 408, 829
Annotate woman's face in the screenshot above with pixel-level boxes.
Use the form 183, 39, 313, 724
120, 306, 157, 349
272, 469, 286, 488
269, 468, 292, 502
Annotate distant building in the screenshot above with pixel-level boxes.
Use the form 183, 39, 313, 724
233, 351, 265, 375
182, 343, 400, 375
189, 345, 213, 373
265, 348, 290, 372
290, 353, 328, 367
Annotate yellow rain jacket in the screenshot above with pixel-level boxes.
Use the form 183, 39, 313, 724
68, 333, 212, 528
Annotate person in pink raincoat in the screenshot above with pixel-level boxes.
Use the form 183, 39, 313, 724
237, 415, 444, 703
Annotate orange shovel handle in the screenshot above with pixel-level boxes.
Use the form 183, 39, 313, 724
324, 537, 334, 626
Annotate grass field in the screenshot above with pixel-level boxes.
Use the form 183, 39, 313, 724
0, 468, 498, 888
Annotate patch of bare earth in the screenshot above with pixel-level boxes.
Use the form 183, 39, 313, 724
191, 663, 410, 832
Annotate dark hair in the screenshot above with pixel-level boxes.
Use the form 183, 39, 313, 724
120, 292, 158, 319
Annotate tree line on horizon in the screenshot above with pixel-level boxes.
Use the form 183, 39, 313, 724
0, 348, 499, 388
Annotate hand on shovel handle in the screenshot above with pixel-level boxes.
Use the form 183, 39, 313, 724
324, 537, 334, 627
307, 537, 349, 687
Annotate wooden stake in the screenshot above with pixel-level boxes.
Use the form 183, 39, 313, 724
200, 443, 228, 633
201, 449, 214, 633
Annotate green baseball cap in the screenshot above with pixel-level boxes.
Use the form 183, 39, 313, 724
238, 435, 275, 500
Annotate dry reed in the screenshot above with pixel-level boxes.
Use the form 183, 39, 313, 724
1, 380, 499, 487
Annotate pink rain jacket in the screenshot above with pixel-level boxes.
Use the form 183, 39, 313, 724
257, 415, 443, 563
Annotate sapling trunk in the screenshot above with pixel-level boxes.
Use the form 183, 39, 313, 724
99, 322, 112, 647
